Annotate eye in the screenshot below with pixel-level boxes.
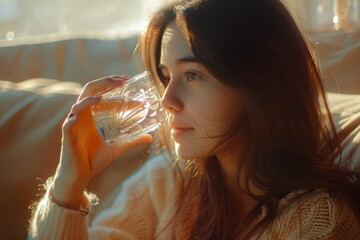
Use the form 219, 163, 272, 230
158, 67, 170, 87
185, 71, 201, 81
161, 75, 170, 87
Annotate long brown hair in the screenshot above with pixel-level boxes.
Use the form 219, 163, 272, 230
138, 0, 360, 238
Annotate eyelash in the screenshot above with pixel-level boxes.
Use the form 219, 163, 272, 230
185, 71, 201, 81
160, 75, 170, 87
160, 69, 203, 88
161, 71, 201, 85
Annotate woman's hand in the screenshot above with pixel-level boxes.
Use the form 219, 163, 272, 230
52, 75, 153, 208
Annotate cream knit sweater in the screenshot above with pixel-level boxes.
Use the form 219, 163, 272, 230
29, 154, 360, 239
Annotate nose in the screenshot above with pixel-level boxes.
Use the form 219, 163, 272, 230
161, 79, 183, 114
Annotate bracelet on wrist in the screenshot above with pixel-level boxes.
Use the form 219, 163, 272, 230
48, 189, 89, 216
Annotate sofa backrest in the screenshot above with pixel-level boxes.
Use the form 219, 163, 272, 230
0, 35, 141, 85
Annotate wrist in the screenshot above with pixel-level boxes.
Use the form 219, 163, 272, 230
48, 185, 89, 216
51, 174, 88, 209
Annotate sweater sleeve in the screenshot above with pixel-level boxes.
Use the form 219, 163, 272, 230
28, 179, 97, 240
28, 152, 175, 240
88, 153, 176, 239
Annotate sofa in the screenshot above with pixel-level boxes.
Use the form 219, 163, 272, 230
0, 29, 359, 239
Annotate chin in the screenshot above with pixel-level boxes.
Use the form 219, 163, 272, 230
174, 142, 211, 160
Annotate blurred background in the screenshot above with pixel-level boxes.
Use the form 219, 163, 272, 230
0, 0, 359, 41
286, 0, 359, 30
0, 0, 163, 40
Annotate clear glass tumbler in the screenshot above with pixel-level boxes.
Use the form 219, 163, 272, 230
91, 71, 168, 144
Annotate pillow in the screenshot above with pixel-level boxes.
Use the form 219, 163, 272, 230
327, 92, 360, 170
0, 79, 81, 239
0, 36, 139, 85
0, 78, 151, 239
306, 29, 360, 94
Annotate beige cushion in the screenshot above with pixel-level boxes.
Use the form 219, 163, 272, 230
0, 79, 81, 239
307, 29, 360, 94
0, 36, 140, 85
328, 93, 360, 170
0, 79, 150, 239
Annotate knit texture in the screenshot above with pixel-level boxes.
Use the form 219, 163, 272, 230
29, 154, 360, 239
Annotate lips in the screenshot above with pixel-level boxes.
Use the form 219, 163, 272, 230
170, 123, 193, 136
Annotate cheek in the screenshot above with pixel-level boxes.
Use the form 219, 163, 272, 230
174, 87, 245, 159
199, 96, 242, 134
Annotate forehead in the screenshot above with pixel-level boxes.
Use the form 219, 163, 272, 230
160, 21, 195, 65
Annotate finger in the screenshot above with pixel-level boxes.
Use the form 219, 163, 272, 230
63, 95, 102, 129
108, 134, 154, 158
66, 111, 76, 120
72, 95, 102, 114
78, 75, 130, 101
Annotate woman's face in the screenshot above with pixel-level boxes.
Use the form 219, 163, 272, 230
159, 21, 245, 160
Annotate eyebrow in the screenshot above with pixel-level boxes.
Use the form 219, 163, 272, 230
159, 57, 200, 69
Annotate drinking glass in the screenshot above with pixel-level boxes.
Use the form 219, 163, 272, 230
91, 71, 167, 144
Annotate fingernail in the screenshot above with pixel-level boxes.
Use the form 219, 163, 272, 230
68, 112, 75, 118
90, 95, 102, 99
66, 112, 77, 121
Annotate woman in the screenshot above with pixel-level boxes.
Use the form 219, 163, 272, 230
29, 0, 360, 239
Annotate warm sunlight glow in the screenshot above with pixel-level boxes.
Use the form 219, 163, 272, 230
5, 31, 14, 40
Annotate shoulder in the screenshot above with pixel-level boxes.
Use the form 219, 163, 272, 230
293, 189, 357, 223
274, 189, 360, 239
